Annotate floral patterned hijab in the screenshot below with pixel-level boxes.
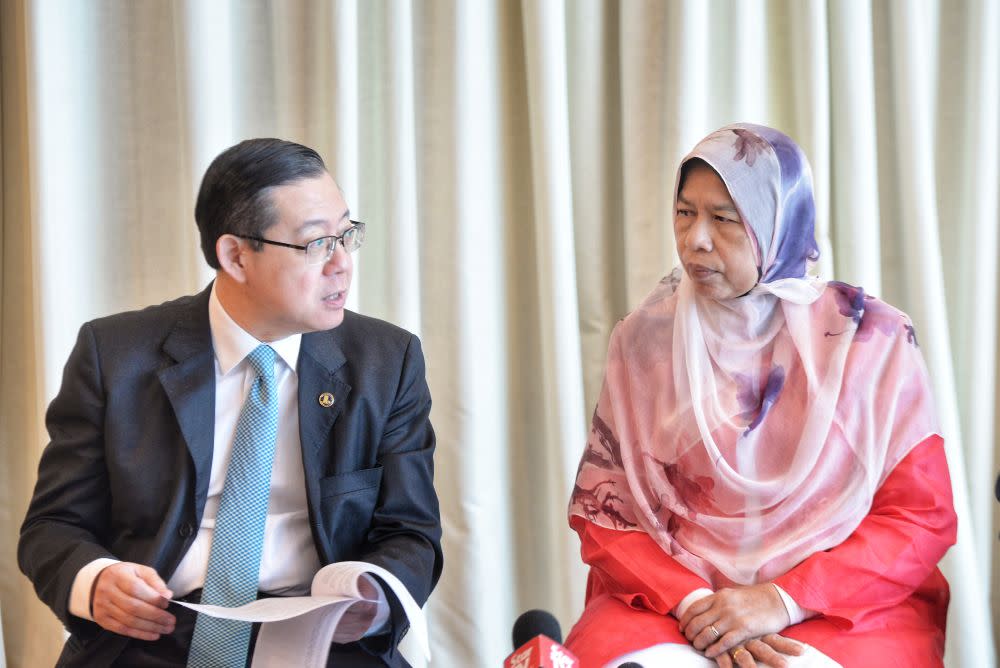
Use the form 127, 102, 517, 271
569, 124, 938, 586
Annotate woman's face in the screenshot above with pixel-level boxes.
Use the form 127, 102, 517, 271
674, 162, 759, 300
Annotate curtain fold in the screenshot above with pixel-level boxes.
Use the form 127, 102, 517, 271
519, 0, 590, 623
1, 2, 996, 666
2, 1, 65, 665
827, 0, 882, 293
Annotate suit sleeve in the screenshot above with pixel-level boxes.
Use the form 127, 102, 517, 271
18, 322, 117, 638
356, 334, 443, 658
572, 514, 711, 616
773, 435, 956, 629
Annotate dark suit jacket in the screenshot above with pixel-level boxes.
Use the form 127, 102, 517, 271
18, 285, 443, 667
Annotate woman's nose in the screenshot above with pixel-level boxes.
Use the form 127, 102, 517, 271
687, 217, 713, 252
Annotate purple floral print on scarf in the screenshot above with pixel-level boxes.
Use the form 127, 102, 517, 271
734, 366, 786, 434
827, 281, 906, 343
732, 129, 770, 166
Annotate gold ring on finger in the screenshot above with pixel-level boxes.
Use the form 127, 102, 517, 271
731, 647, 748, 660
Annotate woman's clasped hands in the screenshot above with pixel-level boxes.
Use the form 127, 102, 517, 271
678, 583, 805, 668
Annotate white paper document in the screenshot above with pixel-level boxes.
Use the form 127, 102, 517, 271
174, 561, 429, 668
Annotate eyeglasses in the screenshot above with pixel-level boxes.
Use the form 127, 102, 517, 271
238, 221, 366, 265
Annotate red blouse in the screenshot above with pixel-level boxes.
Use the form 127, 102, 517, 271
565, 435, 957, 668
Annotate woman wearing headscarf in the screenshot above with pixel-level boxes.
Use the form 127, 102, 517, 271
566, 124, 956, 668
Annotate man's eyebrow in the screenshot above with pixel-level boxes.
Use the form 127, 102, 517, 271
295, 211, 351, 235
294, 220, 327, 236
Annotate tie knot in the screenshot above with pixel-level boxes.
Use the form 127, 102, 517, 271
246, 345, 276, 379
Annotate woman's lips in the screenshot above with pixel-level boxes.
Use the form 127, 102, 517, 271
687, 264, 718, 280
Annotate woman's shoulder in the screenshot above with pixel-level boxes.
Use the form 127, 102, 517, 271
616, 270, 682, 334
821, 280, 920, 347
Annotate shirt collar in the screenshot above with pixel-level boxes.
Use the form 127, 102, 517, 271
209, 283, 301, 375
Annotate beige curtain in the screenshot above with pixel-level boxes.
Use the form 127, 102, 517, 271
2, 1, 997, 666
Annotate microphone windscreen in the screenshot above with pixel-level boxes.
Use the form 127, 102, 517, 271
511, 609, 562, 648
617, 663, 644, 668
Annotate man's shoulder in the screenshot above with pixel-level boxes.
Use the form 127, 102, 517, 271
338, 310, 413, 341
320, 311, 420, 361
83, 289, 209, 350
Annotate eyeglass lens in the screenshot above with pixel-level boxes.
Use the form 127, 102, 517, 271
304, 225, 365, 264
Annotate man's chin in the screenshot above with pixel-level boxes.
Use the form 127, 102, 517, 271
316, 309, 346, 331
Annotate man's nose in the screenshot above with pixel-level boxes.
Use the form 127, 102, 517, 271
322, 243, 351, 273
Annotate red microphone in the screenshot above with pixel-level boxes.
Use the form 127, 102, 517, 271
504, 610, 580, 668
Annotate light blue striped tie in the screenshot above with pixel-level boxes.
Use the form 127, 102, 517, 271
188, 345, 278, 668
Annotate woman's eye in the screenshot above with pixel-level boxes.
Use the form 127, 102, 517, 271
677, 209, 693, 217
307, 238, 327, 251
715, 215, 740, 224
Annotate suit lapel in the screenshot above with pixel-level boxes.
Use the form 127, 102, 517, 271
157, 287, 216, 519
155, 294, 352, 542
298, 329, 351, 516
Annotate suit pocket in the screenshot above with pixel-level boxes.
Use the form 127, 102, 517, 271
318, 466, 383, 555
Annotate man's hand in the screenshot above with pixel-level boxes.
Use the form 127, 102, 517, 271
713, 635, 805, 668
91, 562, 175, 641
331, 576, 380, 644
679, 584, 789, 658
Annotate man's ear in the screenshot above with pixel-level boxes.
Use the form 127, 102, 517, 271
216, 234, 249, 283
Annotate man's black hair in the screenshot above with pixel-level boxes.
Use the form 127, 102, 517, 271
195, 138, 327, 269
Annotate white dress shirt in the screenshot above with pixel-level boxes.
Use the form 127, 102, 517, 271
69, 284, 387, 633
169, 285, 318, 596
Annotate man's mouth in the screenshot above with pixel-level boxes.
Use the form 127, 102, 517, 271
324, 290, 347, 304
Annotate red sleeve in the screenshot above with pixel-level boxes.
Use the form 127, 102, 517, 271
773, 435, 957, 628
572, 514, 711, 616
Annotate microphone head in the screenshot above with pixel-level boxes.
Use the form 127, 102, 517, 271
617, 663, 644, 668
512, 609, 562, 648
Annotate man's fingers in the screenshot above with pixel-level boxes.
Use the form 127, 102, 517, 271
134, 564, 173, 601
104, 599, 175, 634
100, 616, 162, 642
96, 602, 167, 641
357, 575, 379, 601
116, 565, 171, 607
92, 562, 176, 639
761, 634, 805, 656
102, 578, 175, 626
108, 593, 176, 628
97, 596, 175, 635
332, 601, 378, 643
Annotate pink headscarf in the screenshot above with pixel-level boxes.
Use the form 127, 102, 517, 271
569, 124, 939, 586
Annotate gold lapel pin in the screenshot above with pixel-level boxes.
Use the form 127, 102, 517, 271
318, 392, 335, 408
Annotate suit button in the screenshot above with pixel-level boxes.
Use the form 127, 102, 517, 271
178, 523, 195, 538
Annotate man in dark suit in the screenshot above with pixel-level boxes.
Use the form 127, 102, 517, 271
18, 139, 443, 667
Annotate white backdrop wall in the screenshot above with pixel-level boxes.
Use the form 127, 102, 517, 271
1, 1, 997, 666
